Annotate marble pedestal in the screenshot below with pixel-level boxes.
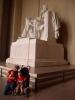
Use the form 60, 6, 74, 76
6, 38, 67, 68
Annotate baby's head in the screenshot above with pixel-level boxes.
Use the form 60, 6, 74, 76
10, 70, 14, 76
18, 72, 22, 76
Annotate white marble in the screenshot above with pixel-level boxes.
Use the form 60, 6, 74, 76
10, 38, 30, 59
6, 38, 36, 66
6, 38, 67, 67
51, 11, 60, 39
21, 5, 60, 41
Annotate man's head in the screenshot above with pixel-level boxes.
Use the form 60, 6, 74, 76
14, 65, 20, 71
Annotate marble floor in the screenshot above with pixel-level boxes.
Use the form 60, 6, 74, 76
0, 77, 75, 100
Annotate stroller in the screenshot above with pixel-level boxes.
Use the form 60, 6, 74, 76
19, 67, 30, 96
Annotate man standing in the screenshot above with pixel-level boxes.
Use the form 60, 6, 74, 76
3, 65, 19, 95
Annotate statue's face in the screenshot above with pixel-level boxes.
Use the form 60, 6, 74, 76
42, 5, 47, 11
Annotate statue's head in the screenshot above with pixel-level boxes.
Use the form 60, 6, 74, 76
42, 4, 48, 12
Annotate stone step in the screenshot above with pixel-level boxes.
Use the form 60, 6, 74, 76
0, 65, 75, 90
36, 69, 75, 89
0, 66, 11, 77
36, 77, 63, 89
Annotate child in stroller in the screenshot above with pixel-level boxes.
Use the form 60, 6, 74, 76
16, 66, 30, 95
16, 72, 27, 94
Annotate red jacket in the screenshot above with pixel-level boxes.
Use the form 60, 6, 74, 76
7, 70, 16, 83
18, 75, 26, 83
